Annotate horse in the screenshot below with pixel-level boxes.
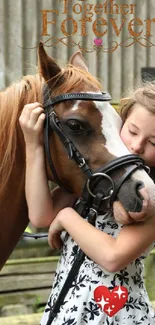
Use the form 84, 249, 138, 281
0, 43, 155, 271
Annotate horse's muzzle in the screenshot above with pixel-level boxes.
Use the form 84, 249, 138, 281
117, 179, 144, 213
117, 180, 155, 222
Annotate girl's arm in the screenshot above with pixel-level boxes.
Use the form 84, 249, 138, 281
25, 145, 54, 227
25, 148, 76, 227
19, 103, 76, 227
48, 207, 155, 272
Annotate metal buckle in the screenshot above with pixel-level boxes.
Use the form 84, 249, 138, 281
86, 172, 115, 200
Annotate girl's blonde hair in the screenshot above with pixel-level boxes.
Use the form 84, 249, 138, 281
120, 82, 155, 123
120, 82, 155, 181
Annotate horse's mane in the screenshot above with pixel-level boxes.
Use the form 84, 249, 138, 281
51, 65, 102, 96
0, 74, 44, 197
0, 66, 102, 197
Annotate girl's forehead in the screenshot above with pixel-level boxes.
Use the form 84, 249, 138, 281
126, 104, 155, 135
127, 103, 155, 120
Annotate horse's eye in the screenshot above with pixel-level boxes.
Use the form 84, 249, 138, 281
65, 120, 85, 133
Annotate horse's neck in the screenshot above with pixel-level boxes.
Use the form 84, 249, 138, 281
0, 75, 45, 270
0, 141, 28, 270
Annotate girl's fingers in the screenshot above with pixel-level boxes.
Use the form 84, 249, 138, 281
35, 113, 46, 131
48, 233, 62, 250
29, 107, 45, 126
54, 235, 62, 250
48, 227, 56, 248
48, 232, 54, 249
19, 103, 45, 133
20, 102, 43, 121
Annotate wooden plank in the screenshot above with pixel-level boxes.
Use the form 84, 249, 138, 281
6, 256, 59, 265
96, 0, 109, 92
0, 273, 54, 292
84, 2, 97, 77
22, 0, 38, 75
0, 313, 42, 325
67, 0, 81, 58
134, 0, 148, 85
40, 0, 68, 63
0, 261, 58, 276
108, 0, 122, 102
0, 0, 6, 89
121, 0, 135, 95
8, 241, 59, 259
9, 247, 51, 260
5, 0, 23, 86
1, 0, 155, 96
147, 0, 155, 66
0, 288, 50, 308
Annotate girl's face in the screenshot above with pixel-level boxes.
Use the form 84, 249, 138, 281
120, 103, 155, 167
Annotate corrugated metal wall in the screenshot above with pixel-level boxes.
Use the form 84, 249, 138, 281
0, 0, 155, 101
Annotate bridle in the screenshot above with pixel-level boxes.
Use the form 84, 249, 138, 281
43, 91, 112, 192
43, 90, 149, 204
24, 89, 150, 324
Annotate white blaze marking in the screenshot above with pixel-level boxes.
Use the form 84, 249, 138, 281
72, 100, 82, 111
94, 100, 129, 157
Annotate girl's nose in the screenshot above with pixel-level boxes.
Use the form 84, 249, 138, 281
131, 141, 144, 154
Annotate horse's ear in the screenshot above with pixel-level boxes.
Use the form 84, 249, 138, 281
69, 51, 88, 72
38, 42, 61, 83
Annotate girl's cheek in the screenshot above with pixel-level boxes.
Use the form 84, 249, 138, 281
120, 128, 127, 145
120, 130, 131, 152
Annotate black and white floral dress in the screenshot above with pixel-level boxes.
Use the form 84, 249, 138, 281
40, 212, 155, 325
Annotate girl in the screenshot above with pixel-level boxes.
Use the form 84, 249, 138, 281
19, 82, 155, 325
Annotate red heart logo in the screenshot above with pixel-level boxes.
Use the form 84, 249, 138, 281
94, 286, 128, 317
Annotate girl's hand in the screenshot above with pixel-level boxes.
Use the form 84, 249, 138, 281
19, 102, 46, 149
48, 213, 64, 250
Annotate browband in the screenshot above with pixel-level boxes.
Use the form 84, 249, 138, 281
44, 92, 111, 109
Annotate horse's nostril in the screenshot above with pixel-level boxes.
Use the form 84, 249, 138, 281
117, 179, 145, 213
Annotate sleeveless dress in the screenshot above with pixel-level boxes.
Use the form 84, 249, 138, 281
40, 212, 155, 325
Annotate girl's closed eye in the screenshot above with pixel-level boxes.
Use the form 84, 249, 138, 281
129, 129, 137, 136
149, 140, 155, 146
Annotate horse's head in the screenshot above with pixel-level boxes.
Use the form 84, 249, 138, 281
38, 44, 155, 222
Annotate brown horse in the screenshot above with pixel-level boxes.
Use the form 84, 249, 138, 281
0, 44, 155, 271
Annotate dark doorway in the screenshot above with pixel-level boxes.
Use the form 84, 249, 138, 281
141, 68, 155, 82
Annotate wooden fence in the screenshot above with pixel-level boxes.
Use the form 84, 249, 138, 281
0, 0, 155, 101
0, 256, 58, 316
0, 249, 155, 322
